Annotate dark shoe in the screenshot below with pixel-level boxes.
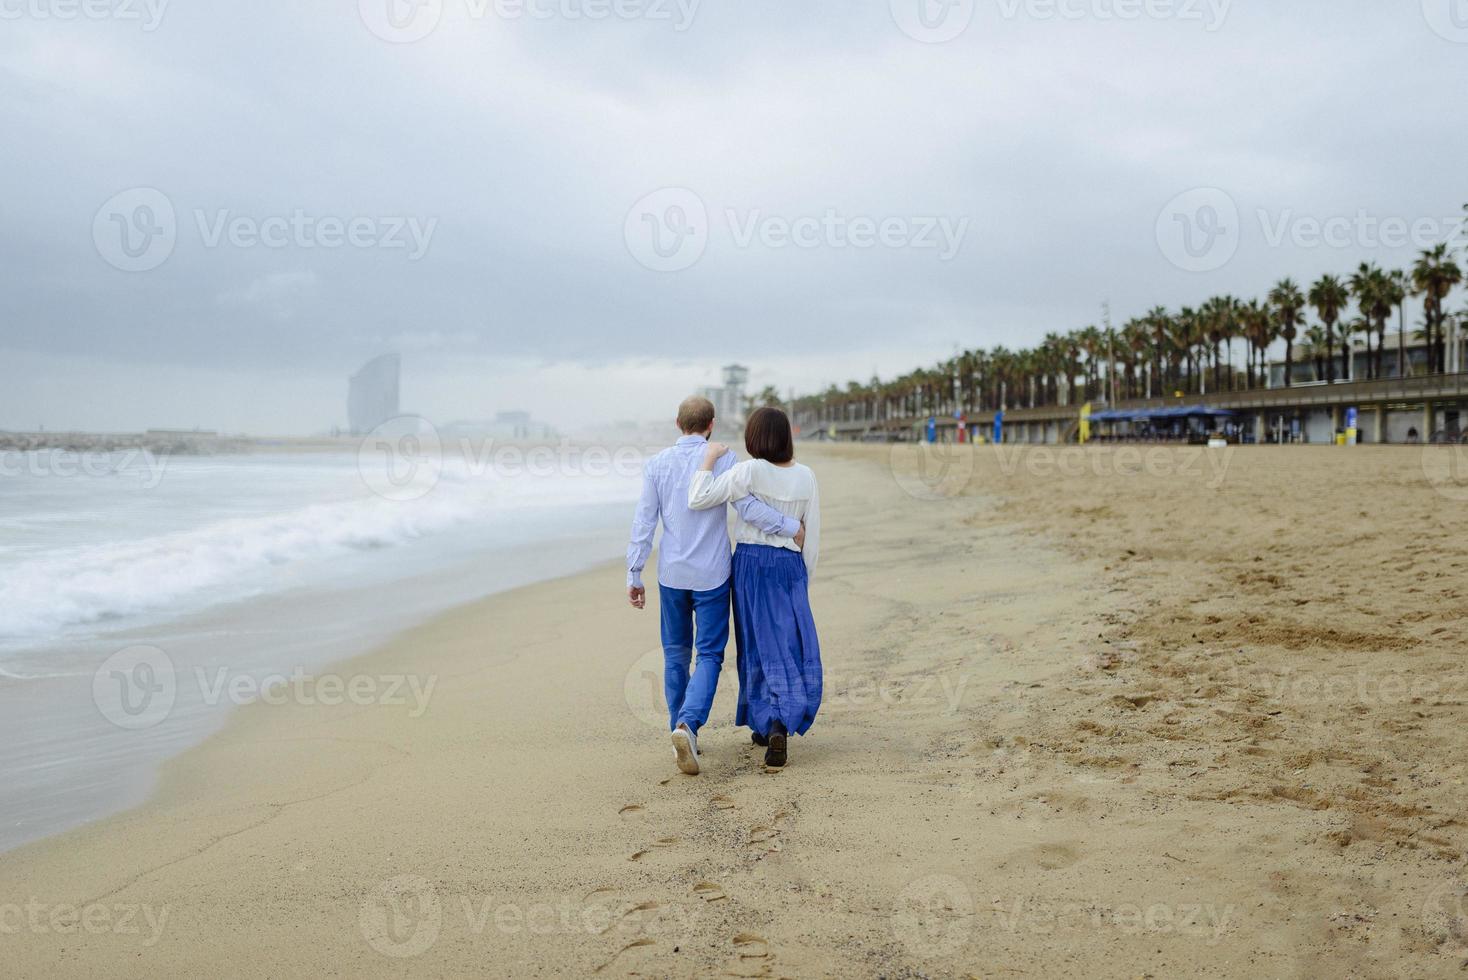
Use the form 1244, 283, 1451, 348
763, 721, 787, 768
751, 731, 768, 747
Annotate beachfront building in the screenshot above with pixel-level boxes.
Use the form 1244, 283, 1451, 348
799, 372, 1468, 446
702, 364, 750, 428
347, 354, 401, 436
1268, 330, 1465, 388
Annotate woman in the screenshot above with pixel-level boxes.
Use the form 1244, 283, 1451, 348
687, 407, 821, 768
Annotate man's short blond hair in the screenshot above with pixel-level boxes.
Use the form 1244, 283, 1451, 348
677, 395, 716, 434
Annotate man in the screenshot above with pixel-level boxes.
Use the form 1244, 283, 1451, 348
627, 395, 804, 775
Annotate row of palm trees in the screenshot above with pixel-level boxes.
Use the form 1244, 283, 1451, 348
789, 238, 1463, 429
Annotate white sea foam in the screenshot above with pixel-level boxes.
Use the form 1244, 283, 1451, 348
0, 454, 641, 645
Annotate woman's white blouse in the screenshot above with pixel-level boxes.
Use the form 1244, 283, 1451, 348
688, 459, 820, 577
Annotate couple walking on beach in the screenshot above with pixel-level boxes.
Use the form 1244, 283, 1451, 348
626, 396, 822, 774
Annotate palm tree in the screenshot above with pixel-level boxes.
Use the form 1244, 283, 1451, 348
1304, 324, 1327, 381
1384, 269, 1409, 377
1146, 306, 1171, 395
1268, 278, 1305, 387
1413, 244, 1463, 374
1350, 263, 1394, 379
1309, 274, 1349, 383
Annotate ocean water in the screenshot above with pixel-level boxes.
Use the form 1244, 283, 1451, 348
0, 448, 646, 851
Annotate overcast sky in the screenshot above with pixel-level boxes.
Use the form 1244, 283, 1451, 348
1, 0, 1464, 434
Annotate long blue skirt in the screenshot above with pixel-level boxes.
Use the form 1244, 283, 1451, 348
731, 543, 822, 737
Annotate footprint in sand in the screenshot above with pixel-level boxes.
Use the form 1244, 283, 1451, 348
629, 836, 680, 861
747, 825, 782, 854
724, 932, 775, 978
619, 804, 645, 818
693, 880, 727, 902
711, 795, 736, 810
1025, 841, 1081, 871
592, 937, 656, 974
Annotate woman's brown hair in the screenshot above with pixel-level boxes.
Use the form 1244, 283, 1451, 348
743, 406, 794, 464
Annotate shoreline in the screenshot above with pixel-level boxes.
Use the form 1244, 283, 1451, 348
4, 445, 1465, 977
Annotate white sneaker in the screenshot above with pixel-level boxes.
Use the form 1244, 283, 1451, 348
671, 725, 700, 775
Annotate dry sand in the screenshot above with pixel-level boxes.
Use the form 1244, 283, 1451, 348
3, 443, 1466, 978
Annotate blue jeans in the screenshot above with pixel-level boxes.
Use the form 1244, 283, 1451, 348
659, 578, 731, 734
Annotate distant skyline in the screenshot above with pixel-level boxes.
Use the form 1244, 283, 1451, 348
2, 1, 1465, 434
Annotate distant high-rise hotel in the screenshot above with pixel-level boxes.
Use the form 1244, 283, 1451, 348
348, 354, 401, 435
701, 364, 750, 428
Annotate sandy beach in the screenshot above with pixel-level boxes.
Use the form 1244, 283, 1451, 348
3, 443, 1466, 978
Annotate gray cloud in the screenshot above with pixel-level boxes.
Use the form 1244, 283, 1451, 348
0, 0, 1463, 432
